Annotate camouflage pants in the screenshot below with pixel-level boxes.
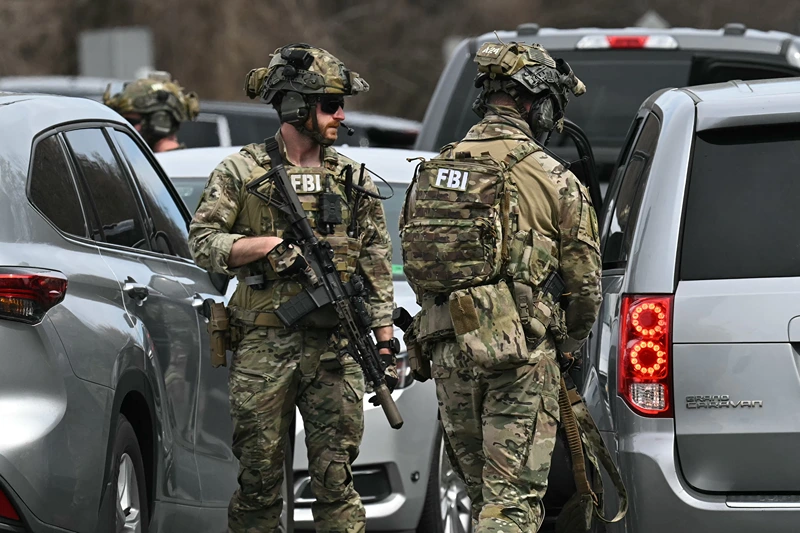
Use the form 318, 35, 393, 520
227, 327, 366, 533
431, 339, 561, 533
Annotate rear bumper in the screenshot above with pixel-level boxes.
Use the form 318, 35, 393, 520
293, 379, 439, 531
0, 479, 77, 533
614, 413, 800, 533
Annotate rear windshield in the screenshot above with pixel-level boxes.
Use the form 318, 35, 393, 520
428, 49, 797, 154
680, 124, 800, 280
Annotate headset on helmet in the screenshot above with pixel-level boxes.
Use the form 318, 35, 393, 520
243, 43, 369, 145
103, 71, 199, 145
472, 41, 585, 137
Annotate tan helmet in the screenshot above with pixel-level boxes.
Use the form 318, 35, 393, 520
103, 71, 199, 141
473, 41, 585, 134
243, 43, 368, 145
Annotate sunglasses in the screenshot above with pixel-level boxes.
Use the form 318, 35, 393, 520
125, 116, 142, 127
318, 96, 345, 115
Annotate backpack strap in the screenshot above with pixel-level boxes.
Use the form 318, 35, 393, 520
503, 140, 541, 170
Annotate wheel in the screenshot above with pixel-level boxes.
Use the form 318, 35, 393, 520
113, 414, 149, 533
417, 434, 472, 533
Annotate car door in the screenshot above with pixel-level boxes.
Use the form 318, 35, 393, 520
108, 128, 238, 507
591, 110, 661, 431
61, 126, 203, 505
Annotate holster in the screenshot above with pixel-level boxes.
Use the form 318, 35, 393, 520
205, 299, 231, 368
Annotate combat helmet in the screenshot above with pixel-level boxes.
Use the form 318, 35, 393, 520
103, 71, 200, 142
243, 43, 369, 145
473, 41, 586, 135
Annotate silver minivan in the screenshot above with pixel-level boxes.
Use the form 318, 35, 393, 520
587, 77, 800, 532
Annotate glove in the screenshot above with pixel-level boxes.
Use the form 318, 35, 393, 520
266, 241, 309, 277
368, 363, 398, 406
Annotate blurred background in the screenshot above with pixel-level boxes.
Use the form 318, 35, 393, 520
3, 0, 800, 121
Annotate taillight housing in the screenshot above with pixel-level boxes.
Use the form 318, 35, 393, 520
576, 34, 679, 50
0, 267, 67, 324
618, 295, 673, 417
0, 487, 20, 521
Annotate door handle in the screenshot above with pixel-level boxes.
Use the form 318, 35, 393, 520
123, 277, 150, 302
191, 294, 205, 309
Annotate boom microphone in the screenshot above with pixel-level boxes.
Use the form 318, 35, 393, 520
340, 122, 355, 136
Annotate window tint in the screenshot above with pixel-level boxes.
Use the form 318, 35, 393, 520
602, 114, 660, 267
113, 131, 193, 259
178, 118, 221, 148
29, 135, 87, 237
65, 128, 148, 249
681, 124, 800, 280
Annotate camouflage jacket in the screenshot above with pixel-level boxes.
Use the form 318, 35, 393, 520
188, 131, 394, 328
429, 106, 601, 344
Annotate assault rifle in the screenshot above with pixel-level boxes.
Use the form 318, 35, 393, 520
246, 136, 403, 429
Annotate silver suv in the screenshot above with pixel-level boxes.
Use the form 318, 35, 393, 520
0, 93, 246, 533
588, 77, 800, 532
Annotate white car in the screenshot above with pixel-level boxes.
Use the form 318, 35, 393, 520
157, 145, 471, 533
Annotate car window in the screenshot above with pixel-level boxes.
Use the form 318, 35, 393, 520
64, 128, 148, 249
28, 135, 87, 238
680, 123, 800, 280
178, 119, 221, 148
170, 177, 208, 212
601, 113, 660, 268
113, 130, 193, 259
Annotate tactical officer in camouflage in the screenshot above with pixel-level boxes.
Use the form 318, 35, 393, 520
188, 44, 396, 533
103, 71, 199, 152
400, 41, 601, 533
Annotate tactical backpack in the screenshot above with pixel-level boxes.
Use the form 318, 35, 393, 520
401, 142, 539, 292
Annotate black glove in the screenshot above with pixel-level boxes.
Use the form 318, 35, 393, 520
368, 365, 398, 406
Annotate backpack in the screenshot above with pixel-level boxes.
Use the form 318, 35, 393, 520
401, 142, 539, 292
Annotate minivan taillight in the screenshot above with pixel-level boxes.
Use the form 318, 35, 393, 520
0, 487, 20, 521
0, 268, 67, 324
619, 295, 673, 417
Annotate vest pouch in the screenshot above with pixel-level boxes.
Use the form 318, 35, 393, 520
448, 282, 527, 369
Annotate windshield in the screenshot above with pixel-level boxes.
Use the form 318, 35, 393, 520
382, 182, 406, 280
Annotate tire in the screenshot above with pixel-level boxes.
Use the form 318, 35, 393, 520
113, 414, 149, 533
417, 433, 472, 533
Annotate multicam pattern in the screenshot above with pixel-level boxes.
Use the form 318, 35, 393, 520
227, 328, 366, 533
102, 71, 199, 122
403, 106, 602, 533
244, 45, 369, 101
433, 342, 561, 532
188, 131, 394, 329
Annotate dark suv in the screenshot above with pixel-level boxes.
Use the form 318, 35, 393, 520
415, 23, 800, 181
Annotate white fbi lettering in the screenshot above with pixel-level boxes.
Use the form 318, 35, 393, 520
291, 174, 322, 193
434, 168, 469, 191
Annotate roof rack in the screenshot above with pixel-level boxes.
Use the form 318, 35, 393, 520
517, 23, 540, 36
723, 22, 747, 36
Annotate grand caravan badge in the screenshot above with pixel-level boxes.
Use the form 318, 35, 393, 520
685, 395, 763, 409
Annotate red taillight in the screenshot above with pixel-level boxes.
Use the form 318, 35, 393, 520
0, 268, 67, 324
619, 295, 673, 417
0, 488, 20, 521
607, 35, 648, 48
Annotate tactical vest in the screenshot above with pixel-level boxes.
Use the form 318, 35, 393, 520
229, 144, 362, 315
401, 141, 539, 292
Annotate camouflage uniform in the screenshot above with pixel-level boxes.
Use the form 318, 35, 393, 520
189, 128, 393, 533
103, 71, 199, 151
400, 43, 601, 533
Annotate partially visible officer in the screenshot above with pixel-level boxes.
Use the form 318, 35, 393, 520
103, 71, 199, 152
400, 41, 599, 532
188, 43, 396, 533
